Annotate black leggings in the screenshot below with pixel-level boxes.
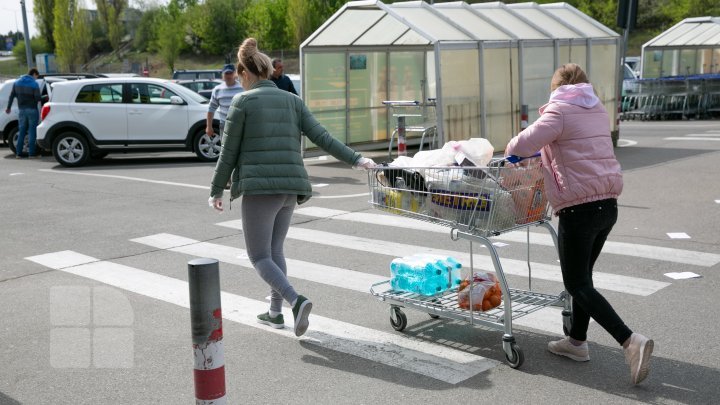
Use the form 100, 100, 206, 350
557, 198, 633, 346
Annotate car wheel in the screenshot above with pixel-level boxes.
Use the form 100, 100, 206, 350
52, 132, 90, 167
195, 131, 221, 161
7, 126, 23, 154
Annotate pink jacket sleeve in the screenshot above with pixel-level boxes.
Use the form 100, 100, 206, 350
506, 106, 563, 157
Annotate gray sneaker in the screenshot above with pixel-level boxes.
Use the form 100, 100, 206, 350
624, 333, 654, 384
548, 337, 590, 362
291, 295, 312, 337
257, 312, 284, 329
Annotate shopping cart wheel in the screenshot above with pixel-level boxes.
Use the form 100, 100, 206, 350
390, 307, 407, 332
505, 343, 524, 369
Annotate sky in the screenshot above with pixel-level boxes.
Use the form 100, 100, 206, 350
0, 0, 38, 39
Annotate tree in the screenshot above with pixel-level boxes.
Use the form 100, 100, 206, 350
94, 0, 128, 52
33, 0, 56, 52
286, 0, 345, 48
245, 0, 293, 51
153, 0, 187, 73
189, 0, 247, 60
12, 37, 50, 64
133, 7, 162, 52
54, 0, 92, 71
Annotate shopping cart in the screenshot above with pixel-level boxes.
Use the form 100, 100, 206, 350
367, 156, 571, 368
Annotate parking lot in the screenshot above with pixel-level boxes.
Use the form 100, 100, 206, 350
1, 120, 719, 404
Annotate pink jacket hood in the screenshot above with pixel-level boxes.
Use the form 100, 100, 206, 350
547, 83, 600, 109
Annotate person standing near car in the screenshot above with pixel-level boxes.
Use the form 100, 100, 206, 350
505, 63, 653, 385
5, 68, 41, 159
208, 38, 375, 337
270, 59, 297, 95
206, 64, 243, 139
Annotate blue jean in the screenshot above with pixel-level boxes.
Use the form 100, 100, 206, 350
557, 198, 633, 346
17, 108, 39, 156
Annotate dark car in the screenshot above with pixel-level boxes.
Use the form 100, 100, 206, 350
175, 79, 225, 99
172, 69, 222, 80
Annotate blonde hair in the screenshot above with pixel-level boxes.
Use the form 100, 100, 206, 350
237, 38, 273, 80
550, 63, 589, 91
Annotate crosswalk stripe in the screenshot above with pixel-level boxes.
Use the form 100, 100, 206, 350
133, 233, 571, 335
294, 207, 720, 268
130, 233, 385, 293
26, 250, 498, 384
663, 137, 720, 141
217, 220, 670, 297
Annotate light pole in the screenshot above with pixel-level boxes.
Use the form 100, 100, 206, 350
20, 0, 33, 69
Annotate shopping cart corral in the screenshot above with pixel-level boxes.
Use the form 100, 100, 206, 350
367, 157, 571, 368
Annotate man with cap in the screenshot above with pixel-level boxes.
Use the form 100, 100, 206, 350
206, 63, 243, 140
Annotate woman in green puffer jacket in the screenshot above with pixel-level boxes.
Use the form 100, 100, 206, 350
208, 38, 375, 337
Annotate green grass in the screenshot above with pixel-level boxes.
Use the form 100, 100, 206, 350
0, 59, 29, 79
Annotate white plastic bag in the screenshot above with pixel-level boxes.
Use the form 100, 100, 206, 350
458, 272, 502, 312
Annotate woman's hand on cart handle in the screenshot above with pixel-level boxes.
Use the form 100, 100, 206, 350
505, 152, 541, 164
353, 157, 377, 170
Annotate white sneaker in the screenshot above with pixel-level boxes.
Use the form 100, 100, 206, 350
624, 333, 654, 384
548, 337, 590, 362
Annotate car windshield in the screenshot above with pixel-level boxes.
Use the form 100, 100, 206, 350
165, 81, 209, 104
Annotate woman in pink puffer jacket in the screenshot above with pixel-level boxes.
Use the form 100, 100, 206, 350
505, 64, 653, 385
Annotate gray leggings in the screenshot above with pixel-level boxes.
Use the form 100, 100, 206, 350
241, 194, 298, 313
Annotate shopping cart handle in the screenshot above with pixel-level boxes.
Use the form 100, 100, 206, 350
505, 153, 541, 163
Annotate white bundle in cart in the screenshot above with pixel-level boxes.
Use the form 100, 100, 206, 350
423, 168, 516, 230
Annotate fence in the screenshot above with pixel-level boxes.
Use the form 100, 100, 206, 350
621, 74, 720, 121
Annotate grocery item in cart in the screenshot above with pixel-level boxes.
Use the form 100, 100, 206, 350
458, 272, 502, 311
500, 164, 548, 224
424, 168, 516, 230
389, 255, 463, 296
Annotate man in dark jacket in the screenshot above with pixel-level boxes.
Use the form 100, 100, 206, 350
270, 59, 297, 96
6, 68, 41, 158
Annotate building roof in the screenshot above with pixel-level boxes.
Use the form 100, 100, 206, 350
644, 17, 720, 48
302, 0, 618, 48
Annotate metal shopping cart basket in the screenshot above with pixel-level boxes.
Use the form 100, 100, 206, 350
367, 156, 571, 368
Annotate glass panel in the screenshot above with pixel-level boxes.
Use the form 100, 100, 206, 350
642, 49, 662, 78
679, 49, 698, 76
569, 43, 587, 67
390, 7, 471, 40
394, 30, 431, 45
652, 23, 698, 47
697, 48, 712, 74
509, 8, 580, 39
713, 48, 720, 74
559, 45, 570, 65
541, 7, 611, 38
426, 51, 437, 100
389, 52, 425, 102
304, 53, 346, 112
434, 8, 511, 40
354, 14, 409, 46
590, 43, 618, 125
349, 52, 387, 109
471, 7, 547, 39
688, 24, 720, 46
484, 47, 515, 148
661, 49, 677, 77
440, 48, 480, 141
522, 46, 554, 123
309, 9, 385, 46
674, 25, 710, 46
349, 108, 388, 143
306, 110, 347, 148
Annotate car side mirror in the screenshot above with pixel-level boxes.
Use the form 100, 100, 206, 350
170, 96, 184, 105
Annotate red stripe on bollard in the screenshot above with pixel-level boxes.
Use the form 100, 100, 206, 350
193, 366, 226, 400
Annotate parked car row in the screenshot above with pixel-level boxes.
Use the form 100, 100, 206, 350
36, 77, 221, 167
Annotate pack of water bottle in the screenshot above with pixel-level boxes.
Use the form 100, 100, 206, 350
389, 254, 463, 296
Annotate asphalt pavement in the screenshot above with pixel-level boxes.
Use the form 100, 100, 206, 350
1, 120, 719, 404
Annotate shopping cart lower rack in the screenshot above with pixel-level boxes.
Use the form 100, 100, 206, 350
367, 157, 572, 368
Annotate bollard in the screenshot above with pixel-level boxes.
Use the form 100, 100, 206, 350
188, 258, 226, 405
520, 104, 529, 130
397, 116, 407, 157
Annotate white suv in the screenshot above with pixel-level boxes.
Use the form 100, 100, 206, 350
37, 77, 220, 167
